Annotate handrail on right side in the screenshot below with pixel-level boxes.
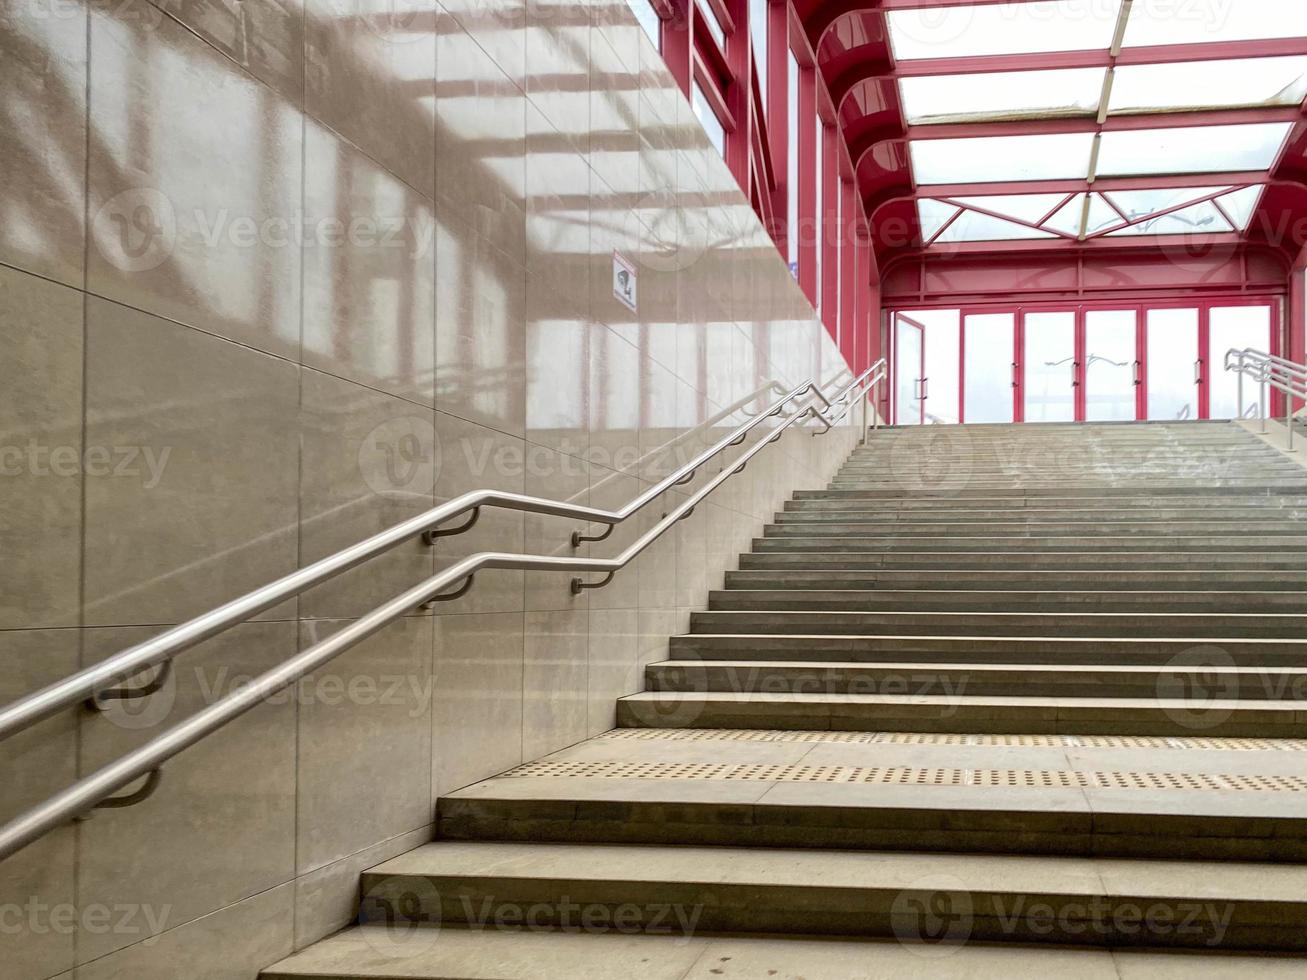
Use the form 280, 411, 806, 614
1225, 348, 1307, 450
0, 362, 883, 744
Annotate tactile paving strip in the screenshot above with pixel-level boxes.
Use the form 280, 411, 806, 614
600, 728, 1307, 751
504, 759, 1307, 793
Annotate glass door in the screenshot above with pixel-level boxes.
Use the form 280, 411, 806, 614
1145, 307, 1200, 420
894, 314, 926, 425
1208, 304, 1273, 420
1022, 311, 1077, 423
963, 312, 1015, 423
1083, 309, 1139, 421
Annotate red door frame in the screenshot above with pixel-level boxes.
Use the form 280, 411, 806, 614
893, 295, 1282, 424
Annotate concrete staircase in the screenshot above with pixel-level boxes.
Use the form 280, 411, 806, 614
265, 421, 1307, 977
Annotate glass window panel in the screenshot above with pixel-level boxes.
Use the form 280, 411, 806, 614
895, 315, 925, 425
963, 313, 1015, 423
917, 199, 960, 241
697, 1, 726, 48
1023, 311, 1077, 423
1103, 186, 1228, 220
1085, 193, 1127, 234
693, 82, 727, 158
627, 0, 661, 47
1043, 194, 1088, 236
1215, 186, 1265, 230
1106, 200, 1233, 236
1110, 57, 1307, 115
815, 115, 824, 313
1145, 308, 1199, 420
912, 133, 1095, 184
786, 53, 799, 271
1209, 306, 1273, 420
1084, 309, 1138, 421
750, 0, 767, 111
1096, 123, 1293, 176
950, 193, 1073, 225
916, 309, 961, 425
889, 0, 1122, 61
935, 211, 1059, 242
899, 68, 1105, 124
1124, 0, 1307, 47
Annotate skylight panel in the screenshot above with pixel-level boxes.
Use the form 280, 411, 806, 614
949, 193, 1072, 225
1109, 57, 1307, 114
911, 133, 1095, 184
1215, 186, 1265, 230
1105, 200, 1233, 236
1103, 186, 1230, 221
1123, 0, 1307, 47
917, 199, 960, 240
1042, 194, 1088, 236
934, 211, 1059, 243
900, 68, 1105, 124
1095, 123, 1292, 176
888, 0, 1122, 61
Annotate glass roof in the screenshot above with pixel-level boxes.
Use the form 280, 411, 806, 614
892, 1, 1301, 245
900, 68, 1106, 124
1122, 1, 1307, 47
917, 185, 1265, 243
1109, 56, 1307, 114
911, 133, 1096, 184
888, 0, 1122, 61
1095, 123, 1292, 176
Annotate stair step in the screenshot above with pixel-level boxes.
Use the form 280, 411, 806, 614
645, 660, 1307, 700
670, 633, 1307, 666
752, 534, 1307, 550
260, 926, 1307, 978
344, 841, 1307, 952
617, 690, 1307, 737
708, 589, 1307, 613
737, 554, 1307, 571
690, 609, 1307, 638
436, 726, 1307, 862
725, 569, 1307, 591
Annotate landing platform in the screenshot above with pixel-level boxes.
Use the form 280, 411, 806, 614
439, 728, 1307, 861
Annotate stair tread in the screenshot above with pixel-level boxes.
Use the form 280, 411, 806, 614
648, 659, 1307, 676
619, 691, 1306, 711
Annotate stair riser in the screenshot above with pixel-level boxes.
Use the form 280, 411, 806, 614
359, 872, 1307, 952
689, 612, 1307, 639
616, 698, 1307, 739
437, 798, 1307, 863
670, 636, 1307, 666
709, 591, 1307, 613
725, 571, 1307, 590
752, 536, 1307, 551
766, 521, 1307, 534
738, 556, 1307, 571
645, 664, 1307, 700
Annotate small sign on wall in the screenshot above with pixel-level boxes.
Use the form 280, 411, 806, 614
613, 251, 637, 313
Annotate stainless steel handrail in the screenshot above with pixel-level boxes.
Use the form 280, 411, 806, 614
0, 362, 885, 859
0, 366, 879, 745
1225, 348, 1307, 450
0, 363, 884, 859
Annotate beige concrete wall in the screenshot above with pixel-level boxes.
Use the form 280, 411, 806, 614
0, 0, 859, 975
